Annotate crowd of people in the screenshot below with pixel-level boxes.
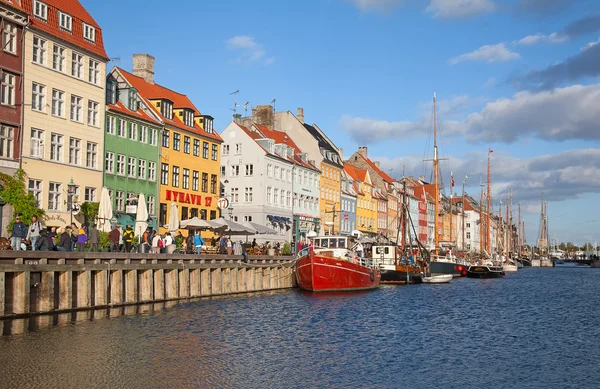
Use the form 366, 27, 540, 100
9, 215, 98, 252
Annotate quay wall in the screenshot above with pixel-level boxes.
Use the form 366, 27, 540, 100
0, 252, 296, 320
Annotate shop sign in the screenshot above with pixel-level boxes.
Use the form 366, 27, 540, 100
165, 189, 213, 207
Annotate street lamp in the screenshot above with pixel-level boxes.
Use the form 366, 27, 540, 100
67, 177, 76, 224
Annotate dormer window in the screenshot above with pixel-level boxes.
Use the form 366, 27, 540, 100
184, 110, 194, 127
33, 0, 47, 20
105, 79, 116, 105
161, 100, 173, 120
59, 12, 72, 32
128, 90, 137, 111
83, 23, 96, 42
202, 115, 214, 134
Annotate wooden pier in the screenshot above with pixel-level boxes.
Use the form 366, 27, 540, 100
0, 251, 296, 320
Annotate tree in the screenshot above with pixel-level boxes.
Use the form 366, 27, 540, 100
80, 202, 99, 227
0, 169, 45, 234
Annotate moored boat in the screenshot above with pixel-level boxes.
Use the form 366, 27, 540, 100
295, 235, 381, 292
429, 253, 469, 277
371, 245, 422, 284
466, 264, 505, 278
422, 274, 453, 284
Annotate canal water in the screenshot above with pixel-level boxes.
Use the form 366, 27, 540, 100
1, 267, 599, 388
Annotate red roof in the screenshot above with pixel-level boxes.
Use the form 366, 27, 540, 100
117, 68, 223, 142
107, 101, 161, 125
16, 0, 108, 60
344, 164, 368, 183
356, 153, 394, 184
253, 124, 318, 170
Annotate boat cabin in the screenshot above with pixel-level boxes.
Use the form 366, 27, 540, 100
310, 236, 351, 259
371, 245, 396, 266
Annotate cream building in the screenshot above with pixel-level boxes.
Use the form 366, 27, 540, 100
20, 0, 109, 227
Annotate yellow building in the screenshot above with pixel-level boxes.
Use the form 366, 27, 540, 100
20, 0, 109, 227
344, 165, 376, 236
319, 160, 342, 234
117, 55, 222, 231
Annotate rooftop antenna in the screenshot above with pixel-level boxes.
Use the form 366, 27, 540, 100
109, 57, 121, 62
271, 98, 276, 112
229, 90, 240, 114
243, 102, 249, 116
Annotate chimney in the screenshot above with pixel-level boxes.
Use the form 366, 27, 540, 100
374, 161, 380, 168
339, 148, 344, 160
254, 104, 274, 127
132, 54, 155, 84
358, 146, 368, 158
419, 175, 425, 182
297, 108, 304, 124
233, 113, 242, 123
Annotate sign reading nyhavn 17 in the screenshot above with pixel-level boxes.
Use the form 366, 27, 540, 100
165, 190, 213, 206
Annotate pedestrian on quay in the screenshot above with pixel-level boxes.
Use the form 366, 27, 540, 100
36, 229, 54, 251
88, 224, 99, 252
193, 230, 205, 254
108, 225, 120, 252
56, 227, 72, 252
76, 225, 88, 252
10, 216, 27, 251
219, 233, 227, 254
26, 215, 43, 251
226, 237, 233, 255
70, 223, 79, 251
122, 225, 134, 253
151, 231, 162, 254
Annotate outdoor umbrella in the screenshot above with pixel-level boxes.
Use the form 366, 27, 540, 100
135, 193, 148, 239
210, 217, 254, 235
180, 216, 214, 230
167, 202, 179, 232
97, 186, 113, 233
242, 221, 277, 234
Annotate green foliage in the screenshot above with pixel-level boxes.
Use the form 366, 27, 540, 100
81, 202, 99, 227
99, 230, 110, 249
175, 234, 184, 249
282, 242, 291, 255
0, 169, 45, 234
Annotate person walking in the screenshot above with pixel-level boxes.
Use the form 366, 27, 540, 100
36, 229, 54, 251
70, 223, 79, 252
122, 225, 134, 253
151, 232, 162, 254
193, 231, 205, 254
108, 225, 120, 252
10, 216, 27, 251
26, 215, 43, 251
88, 224, 99, 252
56, 227, 73, 252
76, 225, 88, 252
226, 237, 233, 255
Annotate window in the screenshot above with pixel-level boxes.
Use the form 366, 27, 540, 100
267, 164, 272, 177
33, 36, 46, 65
274, 189, 279, 205
48, 182, 61, 211
161, 163, 169, 185
88, 59, 100, 85
148, 162, 156, 181
2, 22, 16, 54
212, 144, 218, 160
84, 187, 96, 202
58, 11, 72, 31
149, 128, 157, 146
182, 168, 190, 189
71, 52, 83, 78
202, 142, 208, 158
244, 216, 253, 222
138, 159, 146, 180
172, 166, 180, 187
193, 139, 200, 156
116, 154, 125, 175
244, 163, 254, 176
203, 117, 213, 133
128, 122, 137, 140
1, 72, 15, 106
245, 187, 253, 203
0, 126, 13, 159
162, 130, 170, 148
211, 174, 217, 194
86, 142, 97, 168
220, 166, 225, 177
184, 110, 194, 127
116, 191, 124, 212
161, 100, 172, 120
147, 195, 155, 215
183, 136, 190, 154
267, 187, 272, 204
128, 157, 136, 178
230, 165, 239, 177
70, 95, 82, 121
466, 232, 471, 240
274, 166, 279, 180
139, 126, 148, 143
202, 173, 208, 192
106, 116, 116, 135
159, 203, 167, 225
117, 119, 126, 137
83, 23, 96, 42
235, 143, 242, 155
68, 138, 80, 165
30, 128, 44, 158
50, 133, 62, 162
231, 188, 239, 203
105, 151, 114, 173
51, 89, 64, 117
173, 133, 180, 151
32, 83, 45, 112
28, 179, 42, 206
33, 0, 48, 20
222, 144, 229, 155
287, 191, 291, 207
87, 100, 99, 126
192, 171, 199, 191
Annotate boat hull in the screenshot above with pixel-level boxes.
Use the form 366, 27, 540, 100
422, 274, 453, 284
466, 265, 505, 278
295, 252, 381, 292
380, 264, 422, 284
429, 261, 468, 277
502, 265, 518, 272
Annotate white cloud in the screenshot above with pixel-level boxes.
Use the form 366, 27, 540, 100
581, 37, 600, 51
449, 43, 520, 65
425, 0, 495, 18
347, 0, 407, 11
340, 84, 600, 144
226, 35, 272, 65
483, 77, 497, 88
516, 32, 568, 45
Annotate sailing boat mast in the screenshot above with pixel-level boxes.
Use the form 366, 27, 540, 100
486, 149, 491, 254
518, 203, 521, 256
509, 186, 513, 257
505, 196, 509, 254
433, 93, 439, 256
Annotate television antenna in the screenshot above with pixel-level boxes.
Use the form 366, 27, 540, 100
229, 90, 240, 114
243, 102, 250, 116
271, 98, 276, 112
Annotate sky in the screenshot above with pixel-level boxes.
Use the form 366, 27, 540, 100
83, 0, 600, 246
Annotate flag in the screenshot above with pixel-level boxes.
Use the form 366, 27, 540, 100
489, 148, 494, 153
465, 174, 469, 180
451, 171, 455, 188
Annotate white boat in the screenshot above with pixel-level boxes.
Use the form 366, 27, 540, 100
502, 264, 518, 272
422, 274, 453, 284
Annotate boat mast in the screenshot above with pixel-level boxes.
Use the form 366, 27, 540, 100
433, 93, 440, 255
509, 186, 513, 257
518, 203, 521, 257
479, 185, 484, 255
486, 149, 491, 254
505, 196, 509, 255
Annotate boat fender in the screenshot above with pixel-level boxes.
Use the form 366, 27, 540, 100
370, 270, 375, 283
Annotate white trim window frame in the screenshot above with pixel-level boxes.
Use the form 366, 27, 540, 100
83, 23, 95, 42
2, 22, 16, 54
58, 12, 72, 32
33, 0, 48, 21
1, 71, 16, 106
70, 95, 82, 122
31, 82, 45, 112
32, 36, 46, 65
52, 44, 65, 72
71, 52, 83, 79
51, 89, 64, 117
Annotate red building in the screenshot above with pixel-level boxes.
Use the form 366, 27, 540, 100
0, 1, 28, 175
413, 186, 429, 246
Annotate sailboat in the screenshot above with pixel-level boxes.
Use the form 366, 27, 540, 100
502, 186, 518, 273
426, 93, 469, 278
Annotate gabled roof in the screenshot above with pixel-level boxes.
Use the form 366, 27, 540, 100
254, 124, 319, 171
19, 0, 108, 60
107, 100, 162, 126
344, 163, 368, 184
355, 153, 394, 184
116, 68, 222, 142
303, 124, 343, 168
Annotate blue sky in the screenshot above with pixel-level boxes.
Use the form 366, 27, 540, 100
84, 0, 600, 246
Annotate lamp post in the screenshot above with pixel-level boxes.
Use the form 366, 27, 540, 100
67, 177, 76, 225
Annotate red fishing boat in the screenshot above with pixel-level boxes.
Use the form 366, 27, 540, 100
296, 235, 381, 292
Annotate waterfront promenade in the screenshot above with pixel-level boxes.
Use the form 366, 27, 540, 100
0, 251, 295, 320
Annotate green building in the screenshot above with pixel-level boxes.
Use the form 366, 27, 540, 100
104, 69, 162, 229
